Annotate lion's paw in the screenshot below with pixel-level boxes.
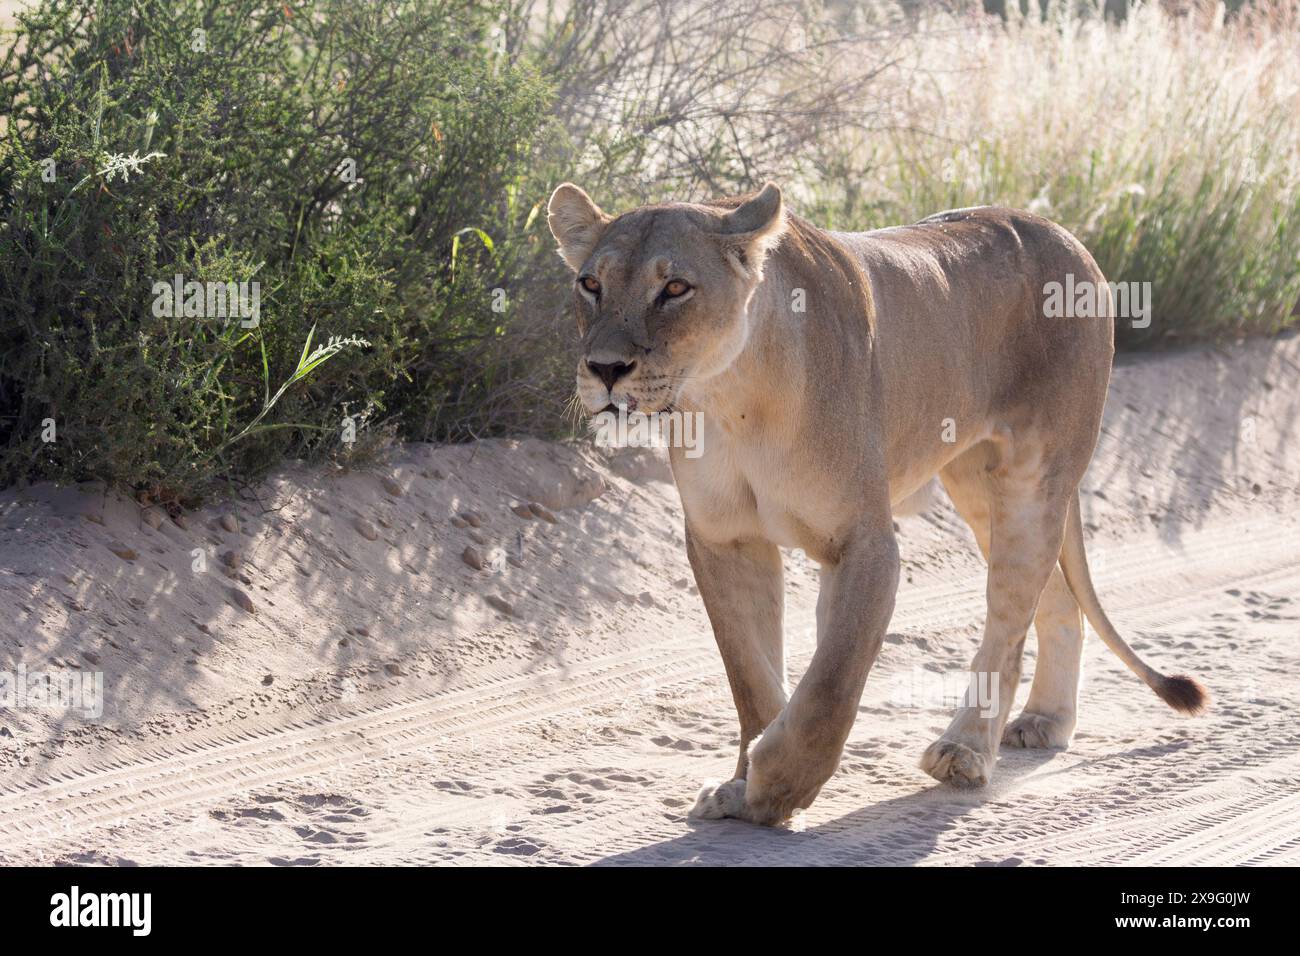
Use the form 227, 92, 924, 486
1002, 712, 1073, 749
689, 778, 747, 820
920, 739, 991, 787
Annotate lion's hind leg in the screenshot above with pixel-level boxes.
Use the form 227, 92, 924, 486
924, 439, 1076, 786
939, 446, 1086, 752
1002, 568, 1083, 749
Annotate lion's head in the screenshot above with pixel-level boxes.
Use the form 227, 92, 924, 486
547, 183, 788, 416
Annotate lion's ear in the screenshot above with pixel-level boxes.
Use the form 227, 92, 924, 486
714, 182, 787, 278
548, 183, 610, 272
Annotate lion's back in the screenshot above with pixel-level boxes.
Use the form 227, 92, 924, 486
830, 206, 1114, 421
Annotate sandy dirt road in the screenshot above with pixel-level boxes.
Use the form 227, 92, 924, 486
1, 336, 1297, 865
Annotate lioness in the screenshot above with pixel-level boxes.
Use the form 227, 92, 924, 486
548, 182, 1208, 826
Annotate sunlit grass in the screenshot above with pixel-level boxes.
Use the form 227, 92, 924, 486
806, 1, 1300, 346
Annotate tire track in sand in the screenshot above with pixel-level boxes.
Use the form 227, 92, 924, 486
1, 514, 1295, 862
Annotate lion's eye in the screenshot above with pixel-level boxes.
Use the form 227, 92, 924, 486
579, 276, 601, 295
663, 280, 690, 298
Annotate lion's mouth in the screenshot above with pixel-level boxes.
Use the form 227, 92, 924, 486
596, 396, 640, 416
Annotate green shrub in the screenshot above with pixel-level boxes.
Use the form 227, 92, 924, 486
3, 0, 1297, 501
0, 0, 556, 502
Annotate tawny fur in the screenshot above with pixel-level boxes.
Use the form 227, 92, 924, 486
548, 183, 1208, 826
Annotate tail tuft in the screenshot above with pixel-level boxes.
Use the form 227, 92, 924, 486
1154, 674, 1210, 716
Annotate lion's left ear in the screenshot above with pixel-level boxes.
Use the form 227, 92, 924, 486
713, 182, 787, 279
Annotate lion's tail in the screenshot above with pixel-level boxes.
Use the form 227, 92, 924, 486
1058, 491, 1209, 715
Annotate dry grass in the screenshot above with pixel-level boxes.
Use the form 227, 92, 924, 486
525, 0, 1300, 345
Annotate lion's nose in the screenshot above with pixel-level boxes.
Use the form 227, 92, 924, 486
587, 360, 636, 391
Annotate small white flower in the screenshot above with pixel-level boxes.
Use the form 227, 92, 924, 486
97, 150, 166, 183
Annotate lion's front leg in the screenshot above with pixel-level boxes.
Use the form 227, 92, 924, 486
694, 521, 900, 826
683, 526, 787, 784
